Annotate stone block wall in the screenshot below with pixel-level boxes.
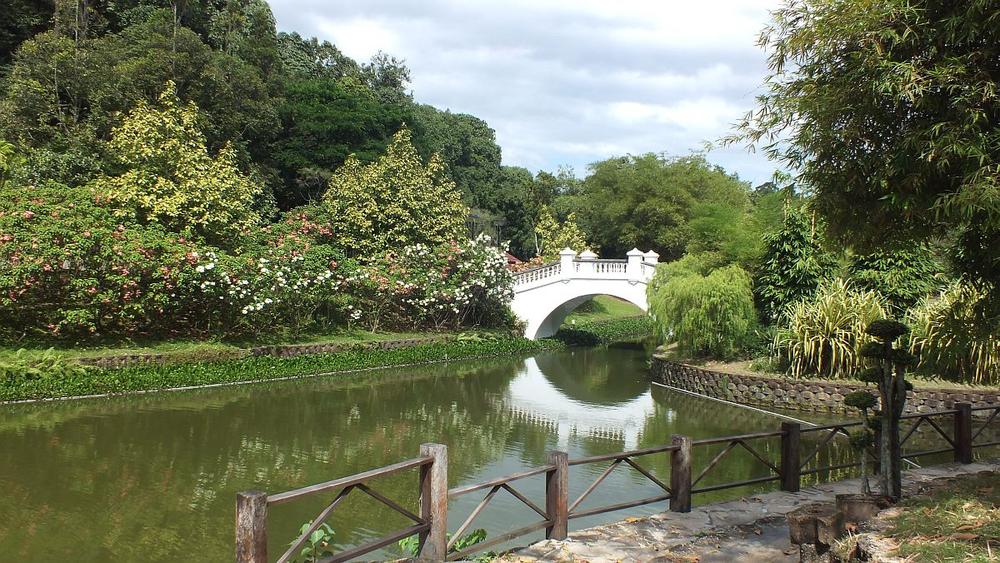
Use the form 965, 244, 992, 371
650, 356, 1000, 415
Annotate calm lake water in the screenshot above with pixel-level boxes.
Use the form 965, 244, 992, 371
2, 342, 865, 561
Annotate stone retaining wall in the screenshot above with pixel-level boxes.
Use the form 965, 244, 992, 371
650, 356, 1000, 414
78, 335, 454, 369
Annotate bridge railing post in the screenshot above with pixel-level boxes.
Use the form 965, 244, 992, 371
559, 248, 577, 279
626, 248, 644, 281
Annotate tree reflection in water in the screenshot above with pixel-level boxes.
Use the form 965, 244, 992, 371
0, 344, 859, 562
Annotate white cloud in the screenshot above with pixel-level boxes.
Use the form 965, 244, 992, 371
271, 0, 783, 184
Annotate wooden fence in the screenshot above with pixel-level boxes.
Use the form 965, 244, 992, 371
236, 403, 999, 562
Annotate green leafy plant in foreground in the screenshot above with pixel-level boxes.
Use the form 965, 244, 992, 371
398, 528, 489, 558
289, 521, 336, 563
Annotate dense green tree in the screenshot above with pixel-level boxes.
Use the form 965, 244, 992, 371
0, 12, 278, 182
411, 104, 503, 203
270, 77, 411, 207
755, 204, 839, 323
569, 154, 750, 259
0, 0, 53, 68
734, 0, 1000, 289
848, 245, 945, 314
206, 0, 278, 75
647, 264, 756, 359
91, 82, 263, 244
275, 31, 361, 81
322, 128, 468, 259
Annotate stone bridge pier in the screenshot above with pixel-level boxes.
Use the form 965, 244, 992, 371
510, 248, 659, 340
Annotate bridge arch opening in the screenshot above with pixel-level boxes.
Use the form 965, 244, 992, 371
528, 293, 647, 340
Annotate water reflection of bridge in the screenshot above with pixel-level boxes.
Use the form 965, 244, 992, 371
499, 357, 667, 451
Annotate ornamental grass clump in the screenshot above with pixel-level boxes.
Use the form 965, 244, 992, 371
775, 279, 887, 378
908, 282, 999, 385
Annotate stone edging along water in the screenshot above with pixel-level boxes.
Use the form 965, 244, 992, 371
650, 355, 1000, 415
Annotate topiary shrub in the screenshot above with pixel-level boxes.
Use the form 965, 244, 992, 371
775, 279, 887, 378
862, 318, 917, 501
647, 263, 756, 359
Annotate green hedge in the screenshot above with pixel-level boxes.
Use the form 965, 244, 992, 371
552, 315, 655, 346
2, 336, 562, 402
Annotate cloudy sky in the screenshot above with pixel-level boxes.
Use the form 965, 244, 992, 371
270, 0, 783, 185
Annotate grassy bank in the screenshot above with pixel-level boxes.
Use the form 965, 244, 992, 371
0, 328, 436, 365
553, 315, 654, 346
2, 335, 561, 402
1, 313, 656, 403
831, 471, 1000, 561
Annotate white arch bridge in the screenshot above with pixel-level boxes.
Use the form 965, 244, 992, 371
511, 248, 659, 340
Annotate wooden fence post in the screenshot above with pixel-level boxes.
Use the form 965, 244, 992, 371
419, 443, 448, 561
670, 435, 692, 513
235, 490, 268, 563
546, 451, 568, 540
781, 422, 801, 492
954, 403, 973, 464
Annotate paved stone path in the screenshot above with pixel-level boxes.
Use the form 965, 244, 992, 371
501, 460, 1000, 562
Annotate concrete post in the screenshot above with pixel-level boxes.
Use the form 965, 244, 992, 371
578, 249, 597, 275
559, 248, 577, 280
643, 250, 659, 265
626, 248, 643, 281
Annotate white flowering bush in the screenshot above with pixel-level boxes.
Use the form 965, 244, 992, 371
185, 212, 353, 335
363, 234, 515, 330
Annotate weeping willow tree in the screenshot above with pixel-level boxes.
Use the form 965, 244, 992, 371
647, 264, 756, 359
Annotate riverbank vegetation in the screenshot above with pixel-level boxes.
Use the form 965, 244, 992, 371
1, 313, 655, 402
0, 0, 738, 387
647, 0, 1000, 386
0, 334, 555, 402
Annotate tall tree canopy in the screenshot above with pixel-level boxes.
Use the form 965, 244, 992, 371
92, 82, 263, 244
567, 154, 751, 260
322, 128, 468, 259
734, 0, 1000, 289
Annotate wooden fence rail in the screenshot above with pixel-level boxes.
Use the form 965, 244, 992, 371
236, 403, 997, 562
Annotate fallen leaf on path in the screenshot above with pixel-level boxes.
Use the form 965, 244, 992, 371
949, 533, 979, 541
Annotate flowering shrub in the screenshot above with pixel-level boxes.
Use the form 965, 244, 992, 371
391, 234, 514, 329
1, 187, 514, 341
0, 182, 226, 339
185, 211, 351, 336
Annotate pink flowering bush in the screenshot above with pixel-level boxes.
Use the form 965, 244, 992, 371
0, 182, 225, 339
